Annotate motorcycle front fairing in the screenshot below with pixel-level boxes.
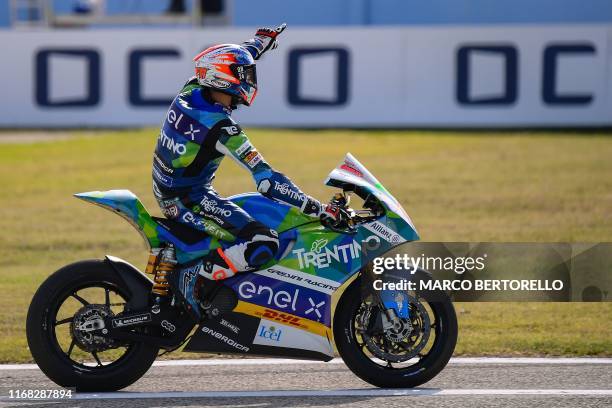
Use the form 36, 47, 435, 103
326, 154, 421, 318
326, 153, 419, 242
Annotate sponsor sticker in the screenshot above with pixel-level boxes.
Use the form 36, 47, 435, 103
340, 160, 364, 177
234, 301, 330, 338
166, 108, 184, 130
211, 79, 232, 89
261, 309, 305, 328
158, 129, 187, 155
160, 197, 179, 207
257, 325, 282, 342
154, 153, 174, 174
244, 151, 262, 168
112, 313, 152, 328
195, 66, 207, 80
247, 154, 262, 168
251, 318, 334, 357
152, 167, 173, 187
161, 204, 179, 219
255, 266, 340, 294
291, 236, 380, 269
161, 320, 176, 333
201, 212, 226, 226
233, 274, 331, 325
363, 221, 406, 244
200, 196, 232, 218
236, 140, 253, 157
201, 326, 250, 352
181, 212, 233, 240
220, 318, 240, 334
180, 264, 200, 299
162, 103, 205, 143
184, 124, 201, 141
221, 125, 240, 135
273, 181, 305, 201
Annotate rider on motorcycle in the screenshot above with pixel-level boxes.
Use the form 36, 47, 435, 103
152, 24, 341, 317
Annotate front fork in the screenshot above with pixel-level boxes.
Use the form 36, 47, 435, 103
379, 289, 410, 319
377, 289, 411, 333
359, 268, 411, 331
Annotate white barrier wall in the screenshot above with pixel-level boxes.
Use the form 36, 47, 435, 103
0, 25, 611, 128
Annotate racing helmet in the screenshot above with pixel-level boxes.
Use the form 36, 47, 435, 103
193, 44, 257, 106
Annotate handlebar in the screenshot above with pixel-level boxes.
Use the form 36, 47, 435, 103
321, 191, 381, 233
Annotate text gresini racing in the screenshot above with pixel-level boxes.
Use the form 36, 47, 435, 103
292, 236, 381, 269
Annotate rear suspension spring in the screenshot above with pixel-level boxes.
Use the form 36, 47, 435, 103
145, 246, 177, 296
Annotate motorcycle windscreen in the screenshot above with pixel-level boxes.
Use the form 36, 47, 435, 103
325, 153, 418, 234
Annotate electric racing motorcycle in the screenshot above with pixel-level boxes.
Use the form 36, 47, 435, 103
26, 154, 457, 391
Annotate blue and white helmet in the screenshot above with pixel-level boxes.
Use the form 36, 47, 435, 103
193, 44, 258, 106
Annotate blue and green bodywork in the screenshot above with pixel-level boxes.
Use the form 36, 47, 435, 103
74, 154, 420, 353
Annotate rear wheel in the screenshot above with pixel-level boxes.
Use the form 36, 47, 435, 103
26, 260, 159, 391
334, 279, 457, 388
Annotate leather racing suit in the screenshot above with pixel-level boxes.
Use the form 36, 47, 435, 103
152, 79, 323, 280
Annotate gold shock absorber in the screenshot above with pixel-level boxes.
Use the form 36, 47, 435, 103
145, 246, 176, 297
145, 248, 161, 275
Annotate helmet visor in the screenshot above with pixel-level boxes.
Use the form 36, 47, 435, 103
232, 64, 257, 89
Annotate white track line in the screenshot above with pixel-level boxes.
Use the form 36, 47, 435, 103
2, 389, 610, 401
448, 357, 612, 364
1, 357, 611, 371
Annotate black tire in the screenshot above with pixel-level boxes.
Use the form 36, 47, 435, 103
26, 259, 159, 391
334, 279, 457, 388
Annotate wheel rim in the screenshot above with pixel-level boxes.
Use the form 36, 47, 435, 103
47, 280, 140, 370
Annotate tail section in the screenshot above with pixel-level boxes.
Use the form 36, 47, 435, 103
74, 190, 161, 248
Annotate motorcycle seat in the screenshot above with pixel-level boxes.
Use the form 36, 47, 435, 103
152, 216, 209, 245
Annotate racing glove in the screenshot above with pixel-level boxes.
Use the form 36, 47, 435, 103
320, 203, 342, 226
242, 23, 287, 60
320, 193, 353, 230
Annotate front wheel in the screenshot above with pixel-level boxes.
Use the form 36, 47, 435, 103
26, 259, 159, 391
334, 278, 457, 388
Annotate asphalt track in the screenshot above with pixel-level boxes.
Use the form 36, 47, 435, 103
0, 358, 610, 407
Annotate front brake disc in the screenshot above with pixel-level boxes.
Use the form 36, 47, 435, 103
358, 296, 431, 363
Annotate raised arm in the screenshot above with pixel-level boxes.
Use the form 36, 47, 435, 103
241, 23, 287, 61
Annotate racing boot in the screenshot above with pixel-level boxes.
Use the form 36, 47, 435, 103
198, 247, 238, 281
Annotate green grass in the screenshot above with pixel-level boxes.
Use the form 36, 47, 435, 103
1, 129, 611, 362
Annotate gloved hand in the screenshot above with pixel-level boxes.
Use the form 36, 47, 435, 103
248, 23, 287, 60
320, 203, 342, 226
320, 193, 355, 231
